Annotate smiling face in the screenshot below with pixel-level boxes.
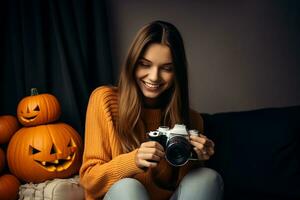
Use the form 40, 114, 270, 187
18, 101, 41, 122
135, 43, 175, 106
28, 129, 77, 173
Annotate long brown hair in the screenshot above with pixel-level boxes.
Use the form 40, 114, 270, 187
118, 20, 190, 153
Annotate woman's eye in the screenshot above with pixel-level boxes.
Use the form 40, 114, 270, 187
162, 65, 173, 71
138, 62, 150, 67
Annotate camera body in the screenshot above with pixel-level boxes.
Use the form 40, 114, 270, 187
147, 124, 199, 166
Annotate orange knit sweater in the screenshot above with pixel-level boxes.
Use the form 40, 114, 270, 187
79, 86, 204, 200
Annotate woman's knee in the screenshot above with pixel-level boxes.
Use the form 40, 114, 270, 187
111, 178, 145, 190
103, 178, 149, 200
199, 168, 223, 186
177, 167, 223, 199
185, 167, 223, 186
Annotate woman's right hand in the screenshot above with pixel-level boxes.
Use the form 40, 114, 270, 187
135, 141, 165, 168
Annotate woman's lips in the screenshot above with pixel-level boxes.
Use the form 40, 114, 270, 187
142, 81, 162, 91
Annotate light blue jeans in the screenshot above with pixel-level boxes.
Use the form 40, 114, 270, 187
103, 167, 223, 200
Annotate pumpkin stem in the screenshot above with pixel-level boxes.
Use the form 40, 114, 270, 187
31, 88, 39, 96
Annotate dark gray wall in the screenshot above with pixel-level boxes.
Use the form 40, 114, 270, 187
106, 0, 300, 113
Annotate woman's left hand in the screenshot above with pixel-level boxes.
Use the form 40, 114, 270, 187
190, 134, 215, 160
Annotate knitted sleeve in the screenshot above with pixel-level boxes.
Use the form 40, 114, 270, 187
79, 86, 144, 199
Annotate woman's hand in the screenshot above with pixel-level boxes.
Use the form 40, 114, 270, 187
190, 134, 215, 160
135, 141, 165, 168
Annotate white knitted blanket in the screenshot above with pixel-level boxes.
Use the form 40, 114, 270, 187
18, 175, 84, 200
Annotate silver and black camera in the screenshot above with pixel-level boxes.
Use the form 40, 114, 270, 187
147, 124, 199, 167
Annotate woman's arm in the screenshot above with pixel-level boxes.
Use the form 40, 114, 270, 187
79, 87, 144, 198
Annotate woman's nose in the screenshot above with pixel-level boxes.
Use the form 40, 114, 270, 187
148, 67, 159, 81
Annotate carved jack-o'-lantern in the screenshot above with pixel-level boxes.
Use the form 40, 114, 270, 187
7, 123, 83, 183
17, 88, 61, 127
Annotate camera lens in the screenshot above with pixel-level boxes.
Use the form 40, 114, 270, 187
165, 136, 191, 166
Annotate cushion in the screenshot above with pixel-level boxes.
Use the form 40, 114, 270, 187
19, 175, 84, 200
203, 105, 300, 200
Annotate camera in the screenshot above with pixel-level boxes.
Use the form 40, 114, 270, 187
147, 124, 199, 167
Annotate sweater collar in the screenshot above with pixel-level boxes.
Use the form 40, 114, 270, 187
141, 108, 162, 131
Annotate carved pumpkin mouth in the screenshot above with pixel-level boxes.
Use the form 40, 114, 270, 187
21, 115, 38, 122
34, 152, 76, 172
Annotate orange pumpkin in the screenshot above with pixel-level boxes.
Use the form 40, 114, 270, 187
0, 115, 19, 144
7, 123, 82, 183
0, 148, 5, 173
0, 174, 20, 200
17, 88, 61, 127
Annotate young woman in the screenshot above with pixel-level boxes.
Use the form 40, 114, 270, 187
80, 20, 223, 200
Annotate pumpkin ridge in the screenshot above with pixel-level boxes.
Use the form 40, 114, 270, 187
42, 95, 51, 124
10, 129, 23, 177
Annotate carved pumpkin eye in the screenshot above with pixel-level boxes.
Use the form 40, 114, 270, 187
50, 144, 58, 155
29, 145, 41, 155
33, 105, 40, 111
67, 139, 75, 147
